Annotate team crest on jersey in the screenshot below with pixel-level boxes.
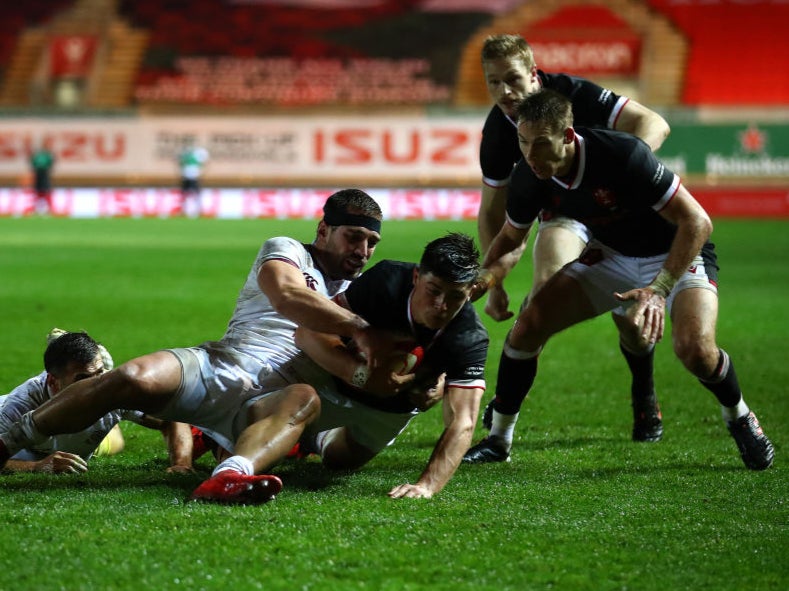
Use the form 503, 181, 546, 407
593, 187, 617, 209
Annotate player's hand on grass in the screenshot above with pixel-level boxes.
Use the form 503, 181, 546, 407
165, 464, 195, 474
37, 451, 88, 474
484, 285, 514, 321
614, 288, 666, 344
388, 482, 433, 499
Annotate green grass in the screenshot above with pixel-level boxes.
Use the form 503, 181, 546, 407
0, 217, 787, 591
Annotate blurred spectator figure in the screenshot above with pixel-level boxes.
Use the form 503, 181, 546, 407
178, 139, 209, 217
29, 144, 55, 215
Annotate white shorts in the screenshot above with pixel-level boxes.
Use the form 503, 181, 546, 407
303, 385, 418, 454
538, 214, 592, 244
562, 240, 718, 316
157, 344, 289, 453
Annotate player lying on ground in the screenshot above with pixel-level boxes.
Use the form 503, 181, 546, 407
0, 190, 392, 504
0, 329, 192, 474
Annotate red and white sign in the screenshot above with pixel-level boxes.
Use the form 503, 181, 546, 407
2, 187, 786, 219
49, 35, 98, 78
530, 39, 641, 76
0, 116, 482, 184
0, 187, 486, 220
525, 5, 641, 76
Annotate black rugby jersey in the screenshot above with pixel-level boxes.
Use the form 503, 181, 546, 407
506, 128, 681, 257
340, 260, 489, 413
480, 71, 626, 184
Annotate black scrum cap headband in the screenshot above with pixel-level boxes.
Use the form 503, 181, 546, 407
323, 200, 381, 233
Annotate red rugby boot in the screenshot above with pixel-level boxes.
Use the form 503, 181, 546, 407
189, 471, 283, 505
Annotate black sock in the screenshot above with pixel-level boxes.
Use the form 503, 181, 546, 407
619, 343, 655, 401
698, 349, 742, 407
493, 352, 538, 415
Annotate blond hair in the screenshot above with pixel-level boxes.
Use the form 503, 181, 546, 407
481, 34, 536, 69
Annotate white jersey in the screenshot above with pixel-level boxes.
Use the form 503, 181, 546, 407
215, 236, 350, 378
0, 372, 144, 461
157, 236, 348, 451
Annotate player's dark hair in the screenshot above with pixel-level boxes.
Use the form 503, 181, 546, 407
322, 189, 383, 233
324, 189, 382, 220
516, 88, 573, 132
419, 233, 480, 284
481, 34, 535, 68
43, 331, 100, 377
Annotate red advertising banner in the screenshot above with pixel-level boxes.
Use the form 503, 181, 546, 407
529, 39, 641, 76
1, 187, 786, 219
525, 5, 641, 76
49, 35, 98, 78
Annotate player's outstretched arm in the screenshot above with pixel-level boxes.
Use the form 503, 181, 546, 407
161, 421, 195, 473
4, 451, 88, 474
388, 385, 483, 499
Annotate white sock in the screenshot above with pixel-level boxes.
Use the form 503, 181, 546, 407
489, 411, 519, 445
314, 429, 342, 458
721, 398, 749, 422
212, 455, 254, 477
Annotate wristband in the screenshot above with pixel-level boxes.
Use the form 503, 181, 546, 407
478, 269, 496, 290
649, 268, 676, 299
350, 364, 370, 389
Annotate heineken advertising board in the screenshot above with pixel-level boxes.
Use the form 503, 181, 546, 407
659, 122, 789, 179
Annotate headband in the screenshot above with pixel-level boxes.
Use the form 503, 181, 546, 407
323, 201, 381, 233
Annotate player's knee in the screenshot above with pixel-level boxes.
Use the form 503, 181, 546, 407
113, 361, 142, 388
285, 384, 321, 424
673, 335, 716, 376
617, 322, 651, 353
507, 313, 544, 352
113, 360, 164, 398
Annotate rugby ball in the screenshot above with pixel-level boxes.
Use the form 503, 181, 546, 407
388, 344, 424, 375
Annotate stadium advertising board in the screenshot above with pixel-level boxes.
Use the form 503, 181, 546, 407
1, 186, 786, 219
0, 116, 786, 183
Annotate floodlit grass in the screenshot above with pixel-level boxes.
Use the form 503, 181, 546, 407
0, 216, 787, 591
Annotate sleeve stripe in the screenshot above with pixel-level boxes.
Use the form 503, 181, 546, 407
483, 176, 510, 188
505, 211, 532, 230
608, 96, 630, 129
652, 174, 681, 211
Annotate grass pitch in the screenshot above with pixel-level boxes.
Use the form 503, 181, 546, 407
0, 216, 787, 591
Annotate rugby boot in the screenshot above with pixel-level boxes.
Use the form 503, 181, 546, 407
189, 471, 283, 505
462, 436, 511, 464
726, 411, 774, 470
